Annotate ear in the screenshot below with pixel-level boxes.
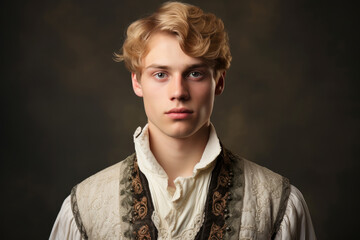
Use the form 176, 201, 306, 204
131, 72, 143, 97
215, 71, 225, 95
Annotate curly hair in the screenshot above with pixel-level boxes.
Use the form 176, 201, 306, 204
114, 1, 232, 79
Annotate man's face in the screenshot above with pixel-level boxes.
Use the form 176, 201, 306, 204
132, 32, 224, 140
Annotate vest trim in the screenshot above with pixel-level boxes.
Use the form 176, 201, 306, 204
70, 149, 291, 239
70, 185, 88, 239
271, 178, 291, 239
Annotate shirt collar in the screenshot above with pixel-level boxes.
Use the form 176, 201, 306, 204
133, 124, 222, 178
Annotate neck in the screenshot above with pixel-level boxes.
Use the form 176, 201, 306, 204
148, 123, 211, 188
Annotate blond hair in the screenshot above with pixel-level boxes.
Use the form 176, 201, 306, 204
114, 1, 231, 79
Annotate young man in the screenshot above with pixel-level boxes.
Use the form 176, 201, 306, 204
50, 2, 315, 239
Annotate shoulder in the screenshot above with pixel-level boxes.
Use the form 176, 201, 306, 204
71, 153, 136, 239
233, 153, 290, 210
77, 153, 135, 189
74, 153, 135, 207
239, 156, 290, 208
226, 149, 288, 189
225, 149, 291, 238
243, 158, 285, 183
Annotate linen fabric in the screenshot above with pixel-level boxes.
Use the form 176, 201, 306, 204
49, 125, 316, 239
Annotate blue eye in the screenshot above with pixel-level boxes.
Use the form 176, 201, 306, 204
188, 71, 203, 79
154, 72, 167, 79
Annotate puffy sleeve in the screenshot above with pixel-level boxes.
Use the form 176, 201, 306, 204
274, 185, 316, 240
49, 195, 82, 240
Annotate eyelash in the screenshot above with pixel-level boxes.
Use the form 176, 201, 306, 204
152, 70, 205, 81
187, 71, 203, 79
153, 72, 167, 79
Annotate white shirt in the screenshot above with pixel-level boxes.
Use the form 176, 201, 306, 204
50, 125, 316, 239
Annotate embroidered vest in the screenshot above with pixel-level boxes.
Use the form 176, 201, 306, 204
71, 149, 290, 240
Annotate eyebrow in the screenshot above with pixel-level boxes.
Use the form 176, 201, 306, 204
145, 63, 209, 70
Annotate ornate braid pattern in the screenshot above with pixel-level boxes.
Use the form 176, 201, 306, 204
195, 147, 245, 240
120, 155, 158, 239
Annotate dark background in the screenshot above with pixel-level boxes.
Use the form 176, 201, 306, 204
1, 0, 359, 239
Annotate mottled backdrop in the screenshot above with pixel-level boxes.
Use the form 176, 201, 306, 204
1, 0, 359, 239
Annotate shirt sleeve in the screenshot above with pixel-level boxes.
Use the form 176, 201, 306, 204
49, 195, 82, 240
274, 185, 316, 240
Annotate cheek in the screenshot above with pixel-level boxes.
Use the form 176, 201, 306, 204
142, 86, 164, 112
200, 81, 215, 100
194, 84, 215, 111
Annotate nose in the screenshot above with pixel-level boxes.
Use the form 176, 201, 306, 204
169, 74, 190, 101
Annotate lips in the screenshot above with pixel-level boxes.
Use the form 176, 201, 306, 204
166, 108, 193, 114
165, 108, 193, 119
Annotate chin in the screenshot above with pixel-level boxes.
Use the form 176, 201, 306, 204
165, 129, 195, 139
165, 123, 207, 139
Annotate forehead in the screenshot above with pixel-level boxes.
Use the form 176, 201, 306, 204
142, 32, 205, 70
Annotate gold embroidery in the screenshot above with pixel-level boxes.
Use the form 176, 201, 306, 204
134, 196, 148, 220
217, 166, 230, 188
208, 223, 225, 240
136, 225, 151, 240
132, 175, 143, 194
212, 191, 230, 216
